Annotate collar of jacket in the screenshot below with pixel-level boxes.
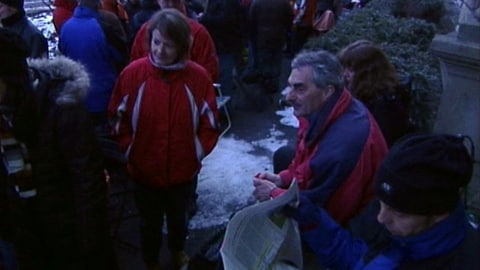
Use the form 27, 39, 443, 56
149, 54, 187, 71
28, 56, 89, 106
304, 88, 351, 147
391, 203, 467, 261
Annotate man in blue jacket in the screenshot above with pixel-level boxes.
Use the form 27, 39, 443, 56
253, 51, 388, 225
287, 133, 480, 269
59, 0, 127, 127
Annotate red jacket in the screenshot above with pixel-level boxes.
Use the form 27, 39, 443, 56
108, 57, 219, 188
52, 0, 77, 33
129, 19, 220, 81
272, 89, 388, 225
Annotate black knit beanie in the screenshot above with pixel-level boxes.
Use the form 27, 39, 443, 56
375, 133, 474, 215
0, 0, 24, 11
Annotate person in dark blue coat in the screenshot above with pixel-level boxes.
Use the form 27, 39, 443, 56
286, 133, 480, 269
59, 0, 127, 128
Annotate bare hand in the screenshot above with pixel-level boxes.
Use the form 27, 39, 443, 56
255, 172, 283, 186
253, 178, 277, 202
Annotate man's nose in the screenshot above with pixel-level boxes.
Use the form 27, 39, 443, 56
285, 89, 295, 103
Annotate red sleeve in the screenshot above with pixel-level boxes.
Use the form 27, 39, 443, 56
197, 75, 220, 157
129, 23, 149, 62
108, 64, 136, 152
52, 6, 74, 33
189, 20, 220, 82
271, 187, 288, 198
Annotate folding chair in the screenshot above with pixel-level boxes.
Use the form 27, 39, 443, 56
213, 83, 232, 137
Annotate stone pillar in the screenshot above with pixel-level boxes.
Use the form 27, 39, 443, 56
430, 2, 480, 211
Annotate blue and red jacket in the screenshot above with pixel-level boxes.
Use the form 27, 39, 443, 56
272, 89, 388, 225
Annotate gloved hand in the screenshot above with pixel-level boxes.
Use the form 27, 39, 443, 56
283, 194, 318, 226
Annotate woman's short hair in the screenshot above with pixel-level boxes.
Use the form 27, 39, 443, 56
147, 8, 192, 61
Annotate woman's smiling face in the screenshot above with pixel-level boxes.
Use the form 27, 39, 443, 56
150, 29, 178, 66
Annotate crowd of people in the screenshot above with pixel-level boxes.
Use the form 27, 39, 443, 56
1, 0, 479, 269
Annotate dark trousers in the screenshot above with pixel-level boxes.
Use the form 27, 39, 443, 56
8, 193, 117, 270
218, 53, 236, 97
134, 181, 192, 264
273, 145, 296, 173
256, 47, 283, 94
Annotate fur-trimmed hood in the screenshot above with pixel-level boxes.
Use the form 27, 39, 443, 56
27, 56, 90, 106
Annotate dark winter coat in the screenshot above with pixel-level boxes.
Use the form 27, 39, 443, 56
200, 0, 246, 54
129, 0, 158, 37
364, 87, 412, 147
4, 56, 115, 270
248, 0, 293, 50
0, 11, 48, 58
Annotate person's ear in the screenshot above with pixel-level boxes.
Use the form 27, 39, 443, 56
323, 85, 335, 99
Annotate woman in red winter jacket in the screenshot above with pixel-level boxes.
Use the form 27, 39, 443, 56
108, 8, 219, 270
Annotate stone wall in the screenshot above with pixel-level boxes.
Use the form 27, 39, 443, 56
431, 3, 480, 213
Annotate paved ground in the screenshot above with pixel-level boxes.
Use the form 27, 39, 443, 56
109, 55, 298, 270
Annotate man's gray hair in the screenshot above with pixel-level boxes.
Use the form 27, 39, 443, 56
291, 50, 344, 91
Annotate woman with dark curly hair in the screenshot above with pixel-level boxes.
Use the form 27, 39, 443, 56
337, 39, 412, 146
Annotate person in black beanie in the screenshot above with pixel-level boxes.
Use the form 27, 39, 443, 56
284, 133, 480, 269
0, 0, 48, 58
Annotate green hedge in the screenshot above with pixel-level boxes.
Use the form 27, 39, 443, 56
303, 1, 442, 131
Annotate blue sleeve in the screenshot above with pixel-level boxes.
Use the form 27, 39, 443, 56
303, 103, 370, 205
302, 207, 368, 270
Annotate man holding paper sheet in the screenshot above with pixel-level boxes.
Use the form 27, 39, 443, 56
253, 50, 388, 225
